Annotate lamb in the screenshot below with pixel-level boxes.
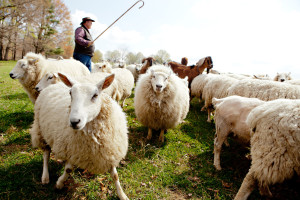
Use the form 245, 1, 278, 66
30, 73, 129, 200
234, 99, 300, 200
134, 65, 190, 142
227, 78, 300, 101
212, 96, 265, 170
35, 72, 120, 101
273, 72, 292, 82
9, 52, 90, 103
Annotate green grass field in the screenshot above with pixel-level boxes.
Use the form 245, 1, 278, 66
0, 61, 297, 200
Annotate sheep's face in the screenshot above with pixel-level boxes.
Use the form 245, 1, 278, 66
150, 70, 170, 93
58, 73, 114, 130
35, 72, 58, 92
9, 59, 29, 79
275, 72, 292, 82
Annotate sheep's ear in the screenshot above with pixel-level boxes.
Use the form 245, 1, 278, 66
288, 72, 291, 75
53, 73, 58, 78
28, 58, 38, 65
58, 72, 76, 87
184, 76, 188, 81
97, 74, 114, 90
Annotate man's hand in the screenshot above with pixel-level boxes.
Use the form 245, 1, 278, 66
87, 41, 94, 47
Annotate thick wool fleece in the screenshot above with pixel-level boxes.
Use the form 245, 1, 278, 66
30, 83, 128, 174
246, 99, 300, 187
134, 65, 190, 130
227, 79, 300, 101
16, 52, 90, 103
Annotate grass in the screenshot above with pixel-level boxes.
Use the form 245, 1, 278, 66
0, 61, 298, 200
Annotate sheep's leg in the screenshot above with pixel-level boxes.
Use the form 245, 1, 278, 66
213, 126, 230, 170
159, 129, 165, 143
234, 171, 256, 200
55, 162, 73, 189
147, 128, 152, 140
207, 109, 212, 122
110, 166, 129, 200
41, 147, 51, 184
121, 98, 126, 108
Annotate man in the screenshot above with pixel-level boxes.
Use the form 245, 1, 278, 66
73, 17, 95, 71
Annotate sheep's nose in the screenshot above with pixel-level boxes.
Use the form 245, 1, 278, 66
35, 87, 39, 91
9, 73, 14, 78
280, 79, 285, 82
70, 119, 80, 129
156, 84, 162, 89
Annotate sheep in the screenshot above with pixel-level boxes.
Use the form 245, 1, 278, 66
9, 52, 90, 103
92, 61, 112, 73
93, 66, 134, 107
139, 57, 155, 74
30, 73, 129, 200
35, 72, 120, 101
234, 98, 300, 200
286, 79, 300, 86
134, 65, 190, 142
112, 68, 134, 107
273, 72, 292, 82
202, 74, 238, 122
252, 74, 271, 80
212, 96, 265, 170
227, 79, 300, 101
126, 64, 143, 82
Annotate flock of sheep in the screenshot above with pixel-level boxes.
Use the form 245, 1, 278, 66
8, 52, 300, 199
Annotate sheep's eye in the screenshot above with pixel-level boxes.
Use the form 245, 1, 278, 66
92, 93, 98, 100
69, 90, 72, 96
48, 76, 53, 80
21, 64, 25, 68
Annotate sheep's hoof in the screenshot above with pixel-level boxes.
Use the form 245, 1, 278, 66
55, 182, 64, 190
41, 177, 49, 184
214, 165, 222, 171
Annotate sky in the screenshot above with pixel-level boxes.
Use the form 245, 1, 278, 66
64, 0, 300, 79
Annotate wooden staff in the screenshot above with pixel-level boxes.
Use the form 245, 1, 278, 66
88, 0, 144, 47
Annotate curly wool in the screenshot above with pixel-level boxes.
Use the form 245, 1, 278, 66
14, 52, 90, 103
30, 83, 128, 174
134, 65, 190, 130
227, 79, 300, 101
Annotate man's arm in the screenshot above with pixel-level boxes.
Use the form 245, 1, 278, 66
75, 27, 93, 46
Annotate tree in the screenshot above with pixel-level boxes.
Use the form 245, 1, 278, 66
126, 51, 144, 64
153, 49, 171, 64
92, 49, 103, 63
105, 50, 121, 62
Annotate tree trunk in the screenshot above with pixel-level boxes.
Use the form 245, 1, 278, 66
4, 44, 10, 60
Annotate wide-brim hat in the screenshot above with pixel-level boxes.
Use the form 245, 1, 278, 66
81, 17, 95, 25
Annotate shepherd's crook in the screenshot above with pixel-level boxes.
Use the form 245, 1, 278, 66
89, 0, 144, 46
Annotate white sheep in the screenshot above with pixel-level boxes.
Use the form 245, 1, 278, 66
212, 96, 265, 170
91, 65, 134, 107
30, 73, 129, 200
126, 64, 143, 82
134, 65, 190, 142
227, 78, 300, 101
273, 72, 292, 82
9, 52, 90, 103
92, 61, 112, 73
35, 72, 120, 101
286, 79, 300, 86
234, 99, 300, 200
202, 74, 238, 122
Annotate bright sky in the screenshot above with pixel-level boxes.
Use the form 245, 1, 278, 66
64, 0, 300, 79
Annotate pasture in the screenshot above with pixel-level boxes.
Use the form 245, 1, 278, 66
0, 61, 298, 199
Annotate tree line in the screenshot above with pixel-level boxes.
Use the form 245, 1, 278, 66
1, 0, 172, 64
0, 0, 73, 60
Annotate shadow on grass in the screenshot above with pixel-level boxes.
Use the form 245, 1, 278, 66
1, 93, 29, 101
0, 158, 68, 200
0, 111, 34, 133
